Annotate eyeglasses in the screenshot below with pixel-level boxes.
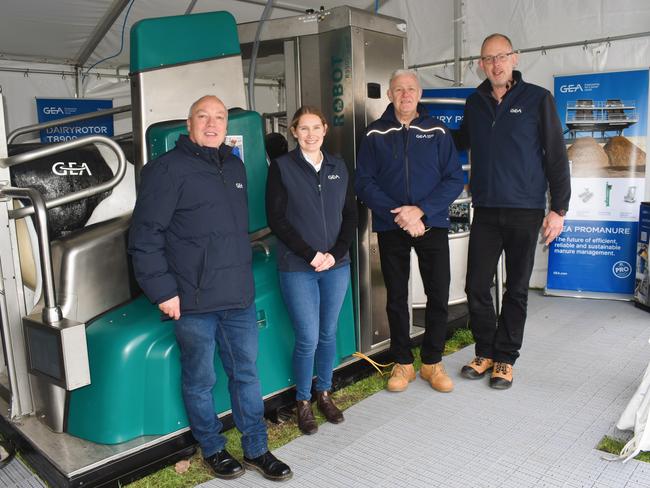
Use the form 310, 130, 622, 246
480, 52, 514, 65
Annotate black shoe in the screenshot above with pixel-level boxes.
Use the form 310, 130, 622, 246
243, 451, 293, 481
296, 400, 318, 435
316, 391, 344, 424
204, 449, 245, 479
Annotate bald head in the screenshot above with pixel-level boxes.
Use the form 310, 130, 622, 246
187, 95, 228, 148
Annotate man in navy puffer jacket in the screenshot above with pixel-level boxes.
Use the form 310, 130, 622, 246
355, 70, 463, 394
455, 34, 571, 390
129, 95, 292, 481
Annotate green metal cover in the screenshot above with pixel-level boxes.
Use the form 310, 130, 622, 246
146, 109, 268, 233
67, 236, 356, 444
130, 11, 240, 73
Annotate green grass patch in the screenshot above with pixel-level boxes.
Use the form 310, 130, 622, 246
127, 327, 474, 487
597, 435, 650, 463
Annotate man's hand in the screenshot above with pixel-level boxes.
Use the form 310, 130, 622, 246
404, 220, 426, 237
159, 296, 181, 320
542, 210, 565, 245
391, 205, 424, 229
314, 252, 335, 272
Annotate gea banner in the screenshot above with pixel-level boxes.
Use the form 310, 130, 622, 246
547, 69, 648, 298
36, 98, 113, 144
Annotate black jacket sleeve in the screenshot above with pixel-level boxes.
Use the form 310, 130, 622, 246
265, 159, 318, 264
328, 173, 358, 261
540, 92, 571, 213
128, 161, 179, 305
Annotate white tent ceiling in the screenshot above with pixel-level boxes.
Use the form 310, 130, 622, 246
0, 0, 386, 68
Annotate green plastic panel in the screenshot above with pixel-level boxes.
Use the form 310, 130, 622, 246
130, 11, 240, 73
146, 109, 268, 233
67, 236, 357, 444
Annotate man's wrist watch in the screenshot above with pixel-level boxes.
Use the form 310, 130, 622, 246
554, 208, 567, 217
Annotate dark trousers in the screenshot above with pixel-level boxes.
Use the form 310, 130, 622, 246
465, 207, 544, 365
378, 228, 450, 365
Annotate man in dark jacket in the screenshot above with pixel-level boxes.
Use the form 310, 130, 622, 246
355, 70, 464, 394
128, 95, 291, 481
455, 34, 571, 389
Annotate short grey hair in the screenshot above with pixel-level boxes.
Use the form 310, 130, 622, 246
389, 69, 421, 88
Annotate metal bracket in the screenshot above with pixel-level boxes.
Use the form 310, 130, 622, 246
0, 180, 8, 202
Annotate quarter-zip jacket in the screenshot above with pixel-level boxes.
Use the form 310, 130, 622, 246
455, 70, 571, 213
355, 103, 463, 232
266, 148, 357, 272
128, 135, 254, 313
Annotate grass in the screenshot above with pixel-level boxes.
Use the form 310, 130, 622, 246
127, 327, 474, 487
597, 435, 650, 463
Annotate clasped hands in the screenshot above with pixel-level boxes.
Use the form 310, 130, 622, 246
310, 251, 335, 272
392, 205, 426, 237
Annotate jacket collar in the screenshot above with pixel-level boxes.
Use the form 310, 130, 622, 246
290, 147, 335, 169
477, 69, 524, 99
379, 102, 430, 126
176, 134, 233, 163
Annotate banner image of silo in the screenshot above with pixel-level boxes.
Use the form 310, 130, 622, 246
547, 69, 648, 298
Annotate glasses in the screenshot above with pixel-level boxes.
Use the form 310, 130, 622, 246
480, 52, 514, 65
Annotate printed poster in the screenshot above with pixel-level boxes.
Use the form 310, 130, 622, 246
36, 98, 114, 144
546, 69, 648, 298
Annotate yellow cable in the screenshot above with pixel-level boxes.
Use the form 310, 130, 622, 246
352, 351, 394, 376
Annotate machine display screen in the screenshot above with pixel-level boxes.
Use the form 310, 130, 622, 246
25, 324, 64, 382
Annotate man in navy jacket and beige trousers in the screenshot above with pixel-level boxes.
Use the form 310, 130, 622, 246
355, 70, 463, 393
455, 34, 571, 389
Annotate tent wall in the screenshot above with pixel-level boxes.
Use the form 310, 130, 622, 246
1, 0, 649, 288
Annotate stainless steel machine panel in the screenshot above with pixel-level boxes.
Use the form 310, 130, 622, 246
131, 56, 247, 176
301, 27, 405, 351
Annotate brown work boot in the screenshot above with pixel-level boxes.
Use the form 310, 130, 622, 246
386, 363, 416, 392
490, 362, 513, 390
316, 391, 344, 424
420, 362, 454, 392
460, 356, 494, 379
295, 400, 318, 435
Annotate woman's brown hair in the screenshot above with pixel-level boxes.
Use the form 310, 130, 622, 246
289, 105, 328, 132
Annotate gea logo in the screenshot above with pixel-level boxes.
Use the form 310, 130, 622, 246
52, 162, 92, 176
510, 108, 522, 114
559, 84, 584, 93
235, 182, 243, 189
43, 106, 65, 115
612, 260, 632, 279
328, 174, 340, 180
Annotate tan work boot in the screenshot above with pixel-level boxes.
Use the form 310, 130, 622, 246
386, 363, 416, 392
420, 362, 454, 392
490, 362, 513, 390
460, 356, 494, 379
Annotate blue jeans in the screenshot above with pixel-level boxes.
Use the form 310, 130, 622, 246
174, 303, 268, 459
279, 264, 351, 401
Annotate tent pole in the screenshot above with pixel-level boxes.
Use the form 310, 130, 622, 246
74, 0, 132, 67
453, 0, 462, 86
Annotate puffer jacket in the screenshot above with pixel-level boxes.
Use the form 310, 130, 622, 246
128, 134, 254, 313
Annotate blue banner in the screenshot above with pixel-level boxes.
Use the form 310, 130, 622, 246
547, 70, 648, 297
422, 87, 474, 179
36, 98, 114, 144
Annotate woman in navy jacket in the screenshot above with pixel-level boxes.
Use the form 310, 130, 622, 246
266, 106, 357, 435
